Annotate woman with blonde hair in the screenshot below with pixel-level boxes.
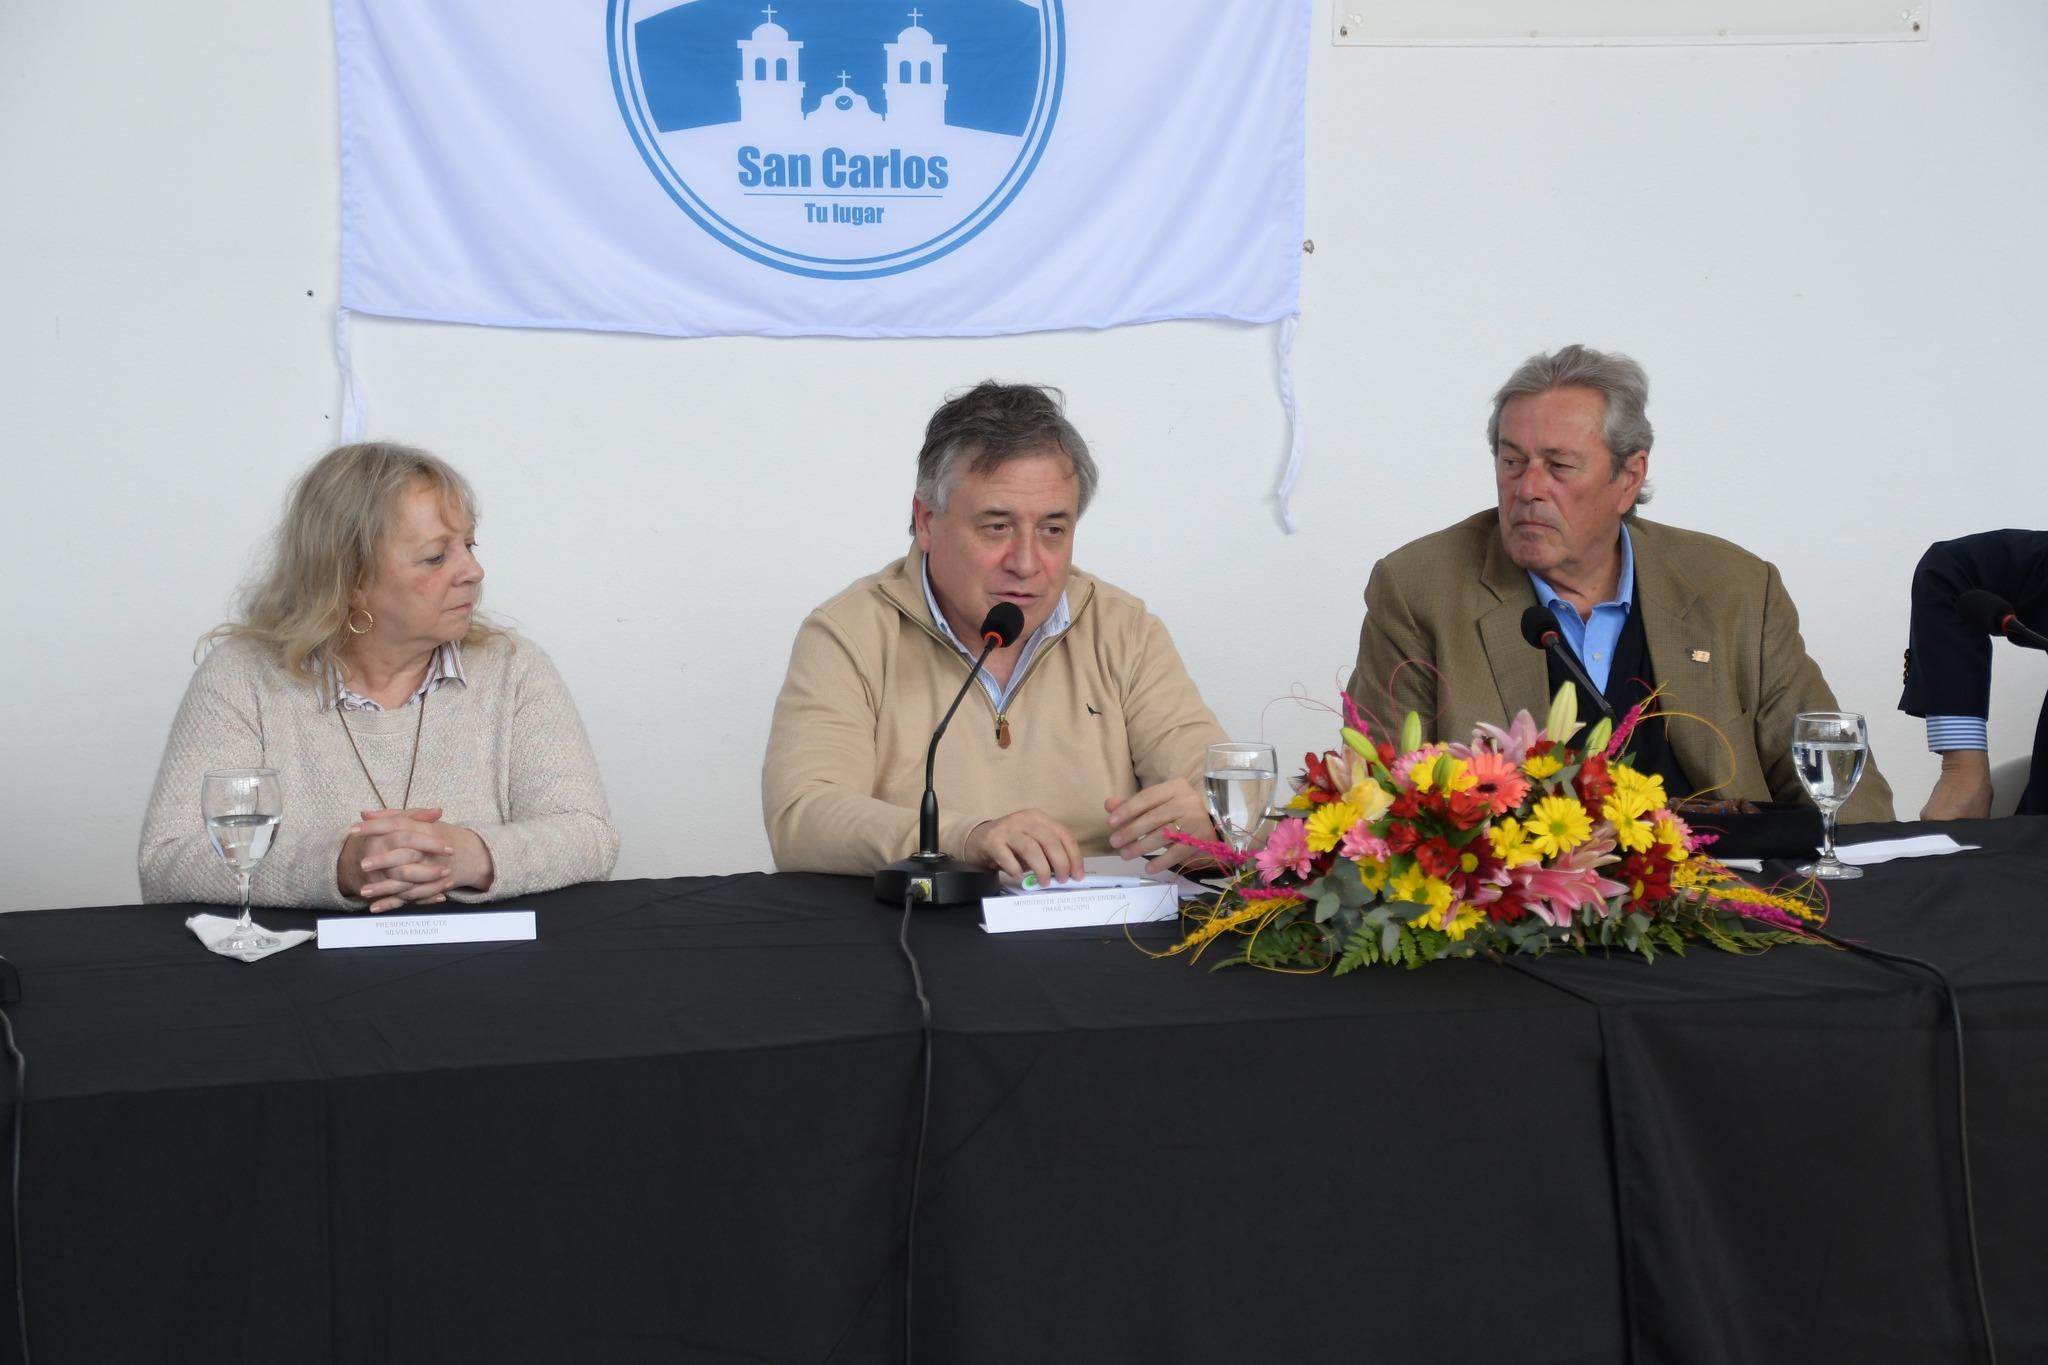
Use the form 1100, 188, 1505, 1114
140, 442, 617, 911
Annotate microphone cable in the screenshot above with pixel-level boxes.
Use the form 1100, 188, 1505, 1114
1811, 929, 1998, 1365
0, 1007, 26, 1365
894, 883, 935, 1365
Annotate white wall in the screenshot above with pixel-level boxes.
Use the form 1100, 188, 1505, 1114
4, 2, 2045, 912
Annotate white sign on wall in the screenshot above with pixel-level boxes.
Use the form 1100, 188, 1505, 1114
1333, 0, 1930, 46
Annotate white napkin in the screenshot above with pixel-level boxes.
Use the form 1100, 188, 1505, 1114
185, 913, 314, 963
1835, 834, 1980, 866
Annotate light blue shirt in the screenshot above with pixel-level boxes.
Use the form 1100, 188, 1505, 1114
1525, 527, 1635, 694
920, 558, 1072, 712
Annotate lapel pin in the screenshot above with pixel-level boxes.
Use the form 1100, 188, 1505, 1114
1690, 649, 1711, 664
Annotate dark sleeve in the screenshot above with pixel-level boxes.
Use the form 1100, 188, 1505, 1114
1899, 530, 2048, 719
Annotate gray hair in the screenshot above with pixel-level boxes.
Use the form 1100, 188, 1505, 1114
913, 382, 1098, 521
1487, 344, 1655, 506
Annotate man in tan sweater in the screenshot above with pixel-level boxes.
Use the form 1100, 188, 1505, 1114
1348, 344, 1893, 822
764, 383, 1226, 884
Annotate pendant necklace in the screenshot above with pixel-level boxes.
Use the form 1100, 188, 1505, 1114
337, 689, 428, 810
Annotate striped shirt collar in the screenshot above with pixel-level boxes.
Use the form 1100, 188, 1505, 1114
329, 641, 467, 713
919, 557, 1072, 710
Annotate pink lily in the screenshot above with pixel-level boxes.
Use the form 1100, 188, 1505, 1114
1509, 831, 1629, 926
1472, 710, 1543, 766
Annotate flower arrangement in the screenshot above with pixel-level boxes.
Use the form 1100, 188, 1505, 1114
1162, 687, 1824, 973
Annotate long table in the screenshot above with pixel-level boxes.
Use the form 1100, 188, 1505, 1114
2, 819, 2045, 1364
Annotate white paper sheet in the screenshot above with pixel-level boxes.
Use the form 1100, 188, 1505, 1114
1835, 834, 1980, 866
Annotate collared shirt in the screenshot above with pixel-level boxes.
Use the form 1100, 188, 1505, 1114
1525, 526, 1636, 694
920, 557, 1072, 711
329, 642, 467, 712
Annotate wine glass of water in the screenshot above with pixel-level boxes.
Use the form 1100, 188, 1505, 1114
1204, 743, 1278, 855
201, 768, 283, 953
1791, 712, 1868, 880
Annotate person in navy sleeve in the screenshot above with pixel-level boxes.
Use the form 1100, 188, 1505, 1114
1900, 530, 2048, 818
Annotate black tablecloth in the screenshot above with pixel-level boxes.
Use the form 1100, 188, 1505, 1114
1, 819, 2045, 1364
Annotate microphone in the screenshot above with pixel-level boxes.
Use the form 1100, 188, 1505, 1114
874, 601, 1027, 906
1519, 604, 1617, 723
1956, 588, 2048, 651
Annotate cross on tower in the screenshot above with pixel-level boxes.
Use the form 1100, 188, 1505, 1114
836, 69, 851, 85
907, 7, 923, 25
761, 5, 776, 22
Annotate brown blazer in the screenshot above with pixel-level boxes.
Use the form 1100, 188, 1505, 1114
1346, 511, 1894, 822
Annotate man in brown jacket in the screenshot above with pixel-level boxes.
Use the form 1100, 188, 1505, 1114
1347, 344, 1893, 822
764, 382, 1227, 884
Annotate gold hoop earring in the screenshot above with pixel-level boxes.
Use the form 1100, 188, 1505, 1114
346, 609, 374, 635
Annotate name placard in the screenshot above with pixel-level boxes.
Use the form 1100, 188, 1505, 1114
317, 909, 536, 949
981, 882, 1179, 935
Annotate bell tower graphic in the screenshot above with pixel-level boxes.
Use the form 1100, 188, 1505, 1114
736, 7, 805, 129
882, 9, 948, 130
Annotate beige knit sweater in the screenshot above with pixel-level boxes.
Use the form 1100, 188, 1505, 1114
139, 634, 618, 908
763, 556, 1226, 875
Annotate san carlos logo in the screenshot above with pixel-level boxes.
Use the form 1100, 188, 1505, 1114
609, 1, 1065, 279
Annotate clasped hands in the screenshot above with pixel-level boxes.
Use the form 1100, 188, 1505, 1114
337, 807, 495, 913
962, 777, 1214, 886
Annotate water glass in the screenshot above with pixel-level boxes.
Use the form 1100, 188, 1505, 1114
1791, 712, 1868, 880
201, 768, 284, 953
1203, 743, 1278, 854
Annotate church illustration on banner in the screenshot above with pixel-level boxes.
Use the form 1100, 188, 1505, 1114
737, 8, 958, 134
649, 4, 1038, 255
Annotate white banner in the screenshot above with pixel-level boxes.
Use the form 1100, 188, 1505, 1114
334, 0, 1308, 339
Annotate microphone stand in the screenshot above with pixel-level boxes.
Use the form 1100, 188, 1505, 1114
1996, 615, 2048, 652
1519, 606, 1617, 724
873, 628, 1009, 907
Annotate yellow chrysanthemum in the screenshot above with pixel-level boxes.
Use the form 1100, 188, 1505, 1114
1387, 864, 1452, 913
1411, 754, 1476, 796
1606, 765, 1667, 822
1524, 752, 1564, 780
1387, 864, 1428, 906
1651, 813, 1691, 863
1356, 858, 1390, 893
1487, 817, 1543, 868
1286, 791, 1315, 811
1442, 904, 1486, 941
1526, 795, 1592, 858
1344, 777, 1395, 823
1410, 897, 1485, 941
1606, 807, 1655, 854
1305, 800, 1362, 853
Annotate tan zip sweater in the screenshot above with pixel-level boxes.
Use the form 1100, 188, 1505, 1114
763, 555, 1225, 875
